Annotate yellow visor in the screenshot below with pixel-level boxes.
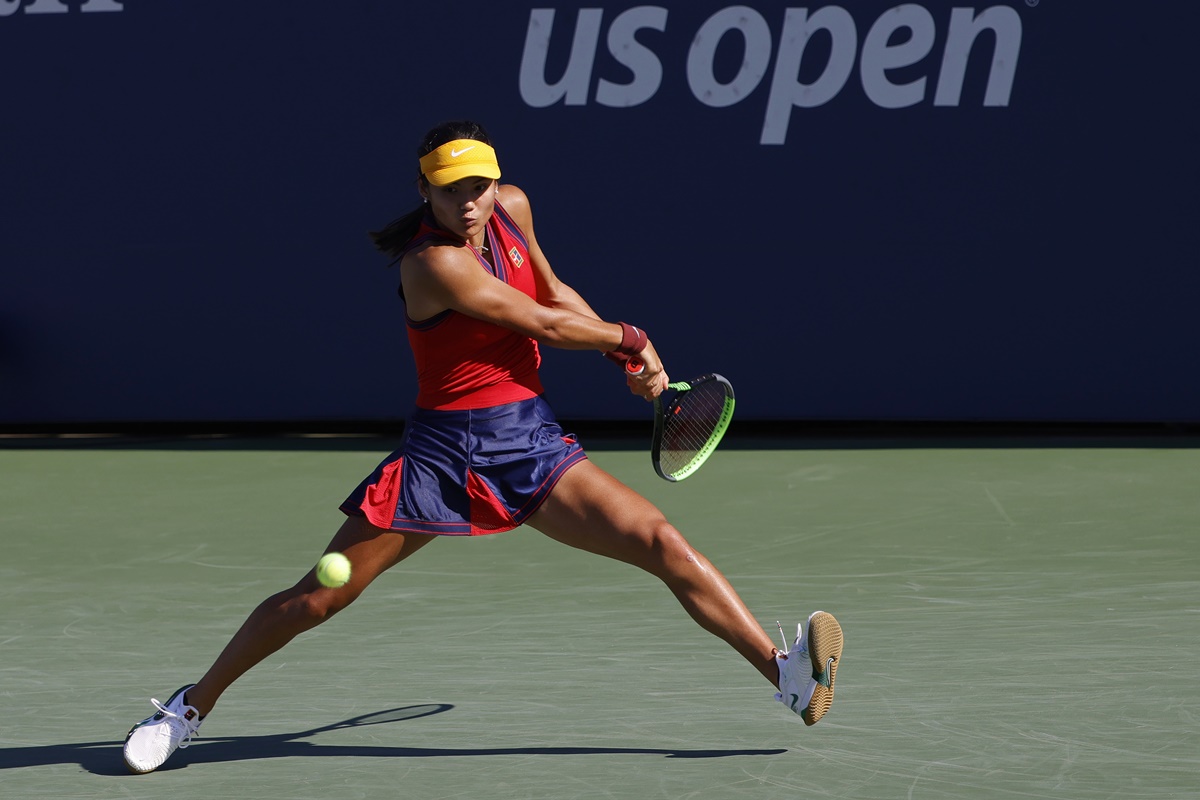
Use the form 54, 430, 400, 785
418, 139, 501, 186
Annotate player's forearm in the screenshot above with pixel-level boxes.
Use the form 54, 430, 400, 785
528, 306, 624, 352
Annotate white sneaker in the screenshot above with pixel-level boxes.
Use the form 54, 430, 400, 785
774, 610, 843, 726
123, 685, 203, 774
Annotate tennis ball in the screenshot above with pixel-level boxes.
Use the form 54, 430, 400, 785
316, 552, 352, 588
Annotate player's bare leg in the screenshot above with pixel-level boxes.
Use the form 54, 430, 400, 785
124, 515, 434, 773
527, 460, 781, 686
186, 516, 436, 715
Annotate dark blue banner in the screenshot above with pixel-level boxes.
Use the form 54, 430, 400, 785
3, 1, 1197, 423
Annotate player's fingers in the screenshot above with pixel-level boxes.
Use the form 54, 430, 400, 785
626, 375, 652, 400
627, 369, 666, 400
646, 371, 668, 398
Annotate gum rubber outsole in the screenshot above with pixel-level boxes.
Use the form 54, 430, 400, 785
801, 611, 843, 726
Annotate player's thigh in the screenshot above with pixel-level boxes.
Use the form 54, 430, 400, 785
527, 460, 686, 570
319, 514, 437, 593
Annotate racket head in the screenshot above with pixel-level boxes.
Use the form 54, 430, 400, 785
651, 374, 735, 481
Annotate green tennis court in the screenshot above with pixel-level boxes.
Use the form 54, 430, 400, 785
2, 435, 1196, 799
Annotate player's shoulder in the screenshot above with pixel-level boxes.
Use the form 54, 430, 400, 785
402, 238, 471, 274
497, 183, 533, 226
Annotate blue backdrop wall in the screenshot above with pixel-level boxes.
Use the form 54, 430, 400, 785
3, 1, 1198, 424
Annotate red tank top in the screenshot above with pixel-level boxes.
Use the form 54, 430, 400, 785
400, 202, 544, 410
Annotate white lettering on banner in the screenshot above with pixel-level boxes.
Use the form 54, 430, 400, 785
597, 6, 668, 107
761, 7, 858, 144
519, 4, 1024, 145
1, 0, 122, 15
934, 7, 1022, 106
861, 4, 937, 109
687, 6, 772, 108
520, 8, 603, 106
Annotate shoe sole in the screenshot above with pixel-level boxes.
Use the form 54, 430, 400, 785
123, 721, 162, 774
801, 610, 843, 726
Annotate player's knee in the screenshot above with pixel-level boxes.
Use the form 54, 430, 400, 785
643, 520, 696, 576
291, 584, 357, 624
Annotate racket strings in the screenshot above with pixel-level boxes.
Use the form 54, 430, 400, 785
659, 382, 730, 475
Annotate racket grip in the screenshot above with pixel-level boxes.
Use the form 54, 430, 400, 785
603, 350, 630, 368
625, 356, 645, 375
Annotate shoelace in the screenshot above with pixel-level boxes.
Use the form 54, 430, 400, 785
775, 621, 811, 662
150, 697, 200, 750
775, 621, 791, 657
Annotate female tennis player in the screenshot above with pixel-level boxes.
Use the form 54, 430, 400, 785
122, 120, 843, 774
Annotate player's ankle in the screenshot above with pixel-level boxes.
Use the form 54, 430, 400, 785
183, 688, 212, 718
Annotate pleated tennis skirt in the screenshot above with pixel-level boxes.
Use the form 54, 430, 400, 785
340, 395, 587, 535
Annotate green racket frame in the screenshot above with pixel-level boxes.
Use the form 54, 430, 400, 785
651, 374, 736, 482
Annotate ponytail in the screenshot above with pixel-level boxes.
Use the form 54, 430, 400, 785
368, 204, 424, 265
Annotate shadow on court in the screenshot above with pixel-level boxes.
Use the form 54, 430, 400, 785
0, 704, 785, 777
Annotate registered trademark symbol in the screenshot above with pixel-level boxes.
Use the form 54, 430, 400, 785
1025, 0, 1039, 7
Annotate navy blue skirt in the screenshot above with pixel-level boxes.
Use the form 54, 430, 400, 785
340, 395, 587, 535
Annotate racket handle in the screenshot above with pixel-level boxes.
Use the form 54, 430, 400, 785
625, 356, 645, 375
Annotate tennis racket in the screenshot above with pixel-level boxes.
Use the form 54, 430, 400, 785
626, 357, 736, 481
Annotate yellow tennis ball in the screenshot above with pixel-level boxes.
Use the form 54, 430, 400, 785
316, 552, 352, 588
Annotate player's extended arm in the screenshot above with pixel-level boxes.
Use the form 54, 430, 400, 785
405, 243, 625, 354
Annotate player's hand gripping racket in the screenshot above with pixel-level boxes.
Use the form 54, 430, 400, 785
626, 356, 736, 481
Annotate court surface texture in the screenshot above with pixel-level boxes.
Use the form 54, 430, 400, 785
1, 432, 1196, 799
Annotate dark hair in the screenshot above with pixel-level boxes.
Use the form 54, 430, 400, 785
369, 120, 494, 262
